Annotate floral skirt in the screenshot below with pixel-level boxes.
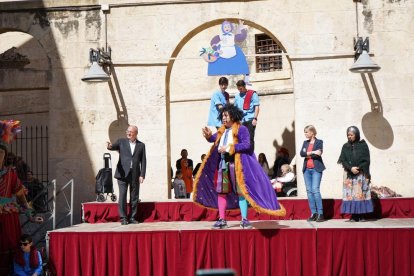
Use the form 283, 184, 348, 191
341, 172, 373, 214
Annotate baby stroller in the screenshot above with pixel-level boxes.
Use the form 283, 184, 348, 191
95, 153, 117, 202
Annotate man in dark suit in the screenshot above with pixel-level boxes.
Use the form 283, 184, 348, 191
107, 125, 146, 225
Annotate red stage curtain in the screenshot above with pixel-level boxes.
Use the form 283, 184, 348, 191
49, 228, 316, 276
49, 231, 181, 276
82, 198, 414, 224
316, 228, 414, 276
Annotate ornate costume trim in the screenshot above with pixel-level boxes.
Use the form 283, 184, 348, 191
192, 138, 216, 202
234, 153, 286, 216
193, 122, 285, 216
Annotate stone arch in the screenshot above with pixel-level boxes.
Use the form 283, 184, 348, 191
165, 18, 295, 197
0, 29, 50, 123
0, 30, 50, 69
0, 10, 98, 226
0, 11, 57, 66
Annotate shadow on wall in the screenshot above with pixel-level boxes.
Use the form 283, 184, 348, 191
272, 121, 295, 169
360, 73, 393, 150
108, 65, 129, 142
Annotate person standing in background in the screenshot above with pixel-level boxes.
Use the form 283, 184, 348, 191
234, 80, 259, 152
207, 77, 230, 129
172, 170, 187, 199
300, 125, 326, 222
258, 153, 270, 177
176, 149, 193, 171
193, 154, 206, 178
176, 149, 193, 198
272, 147, 290, 178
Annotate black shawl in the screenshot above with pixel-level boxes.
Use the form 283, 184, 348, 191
338, 139, 370, 179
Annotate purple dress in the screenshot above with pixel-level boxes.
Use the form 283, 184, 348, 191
193, 123, 285, 216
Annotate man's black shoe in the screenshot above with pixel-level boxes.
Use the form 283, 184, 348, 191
121, 219, 128, 225
129, 219, 139, 224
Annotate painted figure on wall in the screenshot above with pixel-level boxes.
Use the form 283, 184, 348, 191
200, 20, 250, 76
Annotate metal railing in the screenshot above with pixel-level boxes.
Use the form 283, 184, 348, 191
20, 178, 74, 275
9, 125, 49, 184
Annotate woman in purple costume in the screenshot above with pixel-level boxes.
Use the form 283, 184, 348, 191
193, 104, 285, 229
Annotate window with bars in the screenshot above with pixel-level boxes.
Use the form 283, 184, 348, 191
255, 34, 283, 72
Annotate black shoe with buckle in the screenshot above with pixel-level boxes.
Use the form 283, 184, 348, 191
121, 218, 128, 225
307, 213, 318, 222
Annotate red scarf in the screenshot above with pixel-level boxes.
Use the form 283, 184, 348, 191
243, 90, 255, 110
15, 246, 39, 268
224, 91, 229, 102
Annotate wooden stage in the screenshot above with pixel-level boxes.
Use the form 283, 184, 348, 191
47, 199, 414, 276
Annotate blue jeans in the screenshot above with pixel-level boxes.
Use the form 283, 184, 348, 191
303, 168, 323, 215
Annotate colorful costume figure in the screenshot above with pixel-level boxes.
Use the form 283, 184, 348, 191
0, 167, 25, 275
194, 107, 285, 229
206, 20, 250, 76
0, 120, 32, 275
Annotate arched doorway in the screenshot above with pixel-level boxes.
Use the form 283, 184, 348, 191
165, 19, 295, 198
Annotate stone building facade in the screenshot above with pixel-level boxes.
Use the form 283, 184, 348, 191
0, 0, 413, 223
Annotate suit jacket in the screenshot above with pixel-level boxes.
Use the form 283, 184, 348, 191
300, 138, 326, 173
109, 138, 146, 185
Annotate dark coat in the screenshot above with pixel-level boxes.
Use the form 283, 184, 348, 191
338, 139, 370, 179
109, 138, 146, 185
300, 138, 326, 173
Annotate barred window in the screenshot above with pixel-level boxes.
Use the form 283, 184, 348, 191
255, 34, 282, 72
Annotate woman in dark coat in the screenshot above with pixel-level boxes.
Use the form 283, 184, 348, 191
300, 125, 326, 222
338, 126, 373, 222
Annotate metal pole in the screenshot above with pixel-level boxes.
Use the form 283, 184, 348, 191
52, 179, 56, 230
105, 13, 108, 52
70, 179, 74, 226
355, 1, 359, 38
45, 232, 50, 268
46, 126, 49, 184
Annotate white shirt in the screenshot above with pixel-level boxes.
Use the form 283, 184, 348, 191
129, 139, 136, 168
218, 128, 233, 152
